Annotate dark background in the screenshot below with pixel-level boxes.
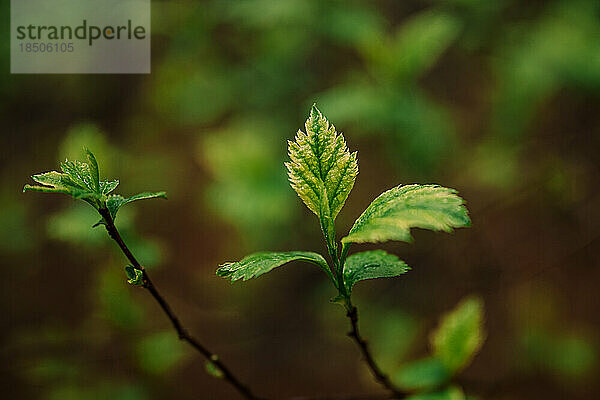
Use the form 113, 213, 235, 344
1, 0, 599, 399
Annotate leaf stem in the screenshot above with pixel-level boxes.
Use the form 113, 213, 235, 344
345, 305, 408, 399
98, 208, 263, 400
324, 227, 402, 397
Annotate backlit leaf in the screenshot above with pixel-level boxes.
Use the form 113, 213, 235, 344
106, 192, 167, 220
217, 251, 333, 283
24, 151, 166, 217
85, 148, 100, 193
342, 184, 470, 245
24, 171, 99, 201
24, 151, 105, 204
286, 105, 358, 225
60, 159, 96, 193
100, 180, 119, 195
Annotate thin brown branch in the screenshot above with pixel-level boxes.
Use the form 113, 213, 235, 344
98, 208, 263, 400
345, 306, 408, 399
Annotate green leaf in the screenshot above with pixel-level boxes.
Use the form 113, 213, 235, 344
23, 151, 109, 207
125, 191, 168, 203
394, 356, 451, 391
85, 148, 100, 193
342, 184, 470, 245
125, 265, 144, 286
100, 180, 119, 195
60, 159, 97, 193
31, 171, 72, 188
217, 251, 333, 283
23, 152, 165, 218
286, 104, 358, 226
24, 171, 99, 201
343, 250, 410, 293
430, 296, 485, 373
106, 192, 167, 220
107, 195, 126, 219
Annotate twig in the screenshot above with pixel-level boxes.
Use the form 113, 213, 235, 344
345, 306, 408, 399
98, 207, 412, 400
98, 208, 263, 400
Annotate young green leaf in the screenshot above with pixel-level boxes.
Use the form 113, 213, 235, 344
60, 158, 97, 193
217, 251, 333, 283
106, 192, 168, 219
286, 105, 358, 227
24, 151, 166, 217
23, 171, 101, 203
342, 184, 470, 245
125, 265, 144, 286
85, 148, 100, 193
100, 179, 119, 195
430, 296, 485, 373
107, 195, 126, 218
343, 250, 410, 294
23, 151, 102, 203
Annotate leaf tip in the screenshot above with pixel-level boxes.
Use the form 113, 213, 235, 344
463, 211, 472, 227
310, 103, 322, 119
215, 264, 231, 278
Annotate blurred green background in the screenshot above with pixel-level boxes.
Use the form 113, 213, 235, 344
2, 0, 600, 398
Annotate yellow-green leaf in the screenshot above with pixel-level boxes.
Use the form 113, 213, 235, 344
342, 184, 470, 245
24, 171, 98, 200
286, 105, 358, 224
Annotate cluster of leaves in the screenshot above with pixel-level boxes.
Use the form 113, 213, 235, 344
23, 149, 166, 222
23, 149, 166, 283
217, 105, 470, 307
